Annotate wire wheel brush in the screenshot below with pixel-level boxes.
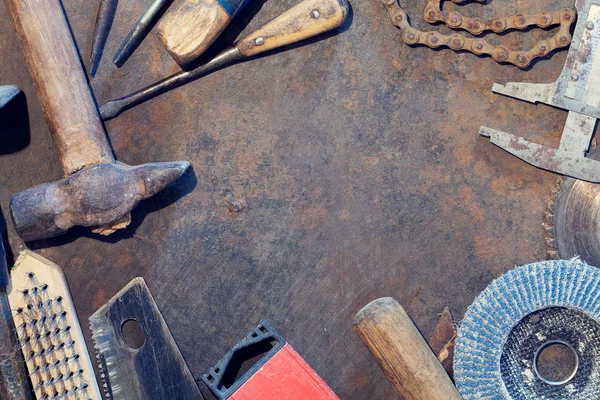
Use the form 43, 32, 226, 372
454, 259, 600, 399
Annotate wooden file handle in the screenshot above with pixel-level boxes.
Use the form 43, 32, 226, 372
157, 0, 238, 65
237, 0, 349, 57
353, 298, 462, 400
6, 0, 114, 175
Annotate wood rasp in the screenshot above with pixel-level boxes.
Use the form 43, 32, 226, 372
89, 278, 203, 399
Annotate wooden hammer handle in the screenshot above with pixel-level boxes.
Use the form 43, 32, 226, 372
353, 298, 462, 400
6, 0, 114, 175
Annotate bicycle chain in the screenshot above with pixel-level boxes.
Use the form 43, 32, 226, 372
381, 0, 576, 68
424, 0, 570, 36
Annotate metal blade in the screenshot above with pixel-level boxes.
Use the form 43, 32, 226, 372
480, 112, 600, 182
89, 277, 203, 400
552, 147, 600, 267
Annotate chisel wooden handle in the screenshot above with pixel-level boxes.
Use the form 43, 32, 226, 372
237, 0, 348, 56
157, 0, 246, 65
5, 0, 115, 175
353, 298, 462, 400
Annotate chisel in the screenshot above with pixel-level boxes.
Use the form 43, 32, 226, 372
156, 0, 249, 65
101, 0, 349, 120
114, 0, 173, 67
89, 0, 118, 76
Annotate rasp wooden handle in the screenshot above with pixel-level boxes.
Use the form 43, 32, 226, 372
6, 0, 114, 175
353, 298, 462, 400
237, 0, 348, 56
156, 0, 244, 65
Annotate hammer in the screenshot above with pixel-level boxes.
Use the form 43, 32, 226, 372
5, 0, 190, 242
354, 298, 462, 400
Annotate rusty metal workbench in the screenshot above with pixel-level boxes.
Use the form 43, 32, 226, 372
0, 0, 575, 398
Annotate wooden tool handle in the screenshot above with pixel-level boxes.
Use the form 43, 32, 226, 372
237, 0, 349, 57
353, 298, 462, 400
6, 0, 114, 175
156, 0, 234, 65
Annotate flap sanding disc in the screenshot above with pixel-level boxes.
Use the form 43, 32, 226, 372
454, 259, 600, 399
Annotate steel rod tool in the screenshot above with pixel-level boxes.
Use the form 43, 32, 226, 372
5, 0, 190, 242
114, 0, 174, 67
100, 0, 349, 120
90, 0, 119, 76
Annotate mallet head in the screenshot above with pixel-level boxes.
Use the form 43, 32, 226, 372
10, 161, 190, 242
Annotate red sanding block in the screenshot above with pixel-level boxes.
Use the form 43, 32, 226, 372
201, 320, 339, 399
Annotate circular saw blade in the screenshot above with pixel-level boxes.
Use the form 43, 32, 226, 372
551, 147, 600, 267
454, 259, 600, 399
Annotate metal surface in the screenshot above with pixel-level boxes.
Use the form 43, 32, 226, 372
0, 86, 20, 109
454, 259, 600, 399
102, 47, 244, 120
381, 0, 574, 68
90, 0, 119, 76
90, 277, 203, 400
0, 0, 575, 398
113, 0, 173, 67
481, 0, 600, 181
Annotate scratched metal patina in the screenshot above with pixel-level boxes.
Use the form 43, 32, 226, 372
0, 0, 574, 397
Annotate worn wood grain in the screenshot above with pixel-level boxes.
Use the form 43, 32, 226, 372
5, 0, 114, 175
157, 0, 233, 65
354, 298, 461, 399
237, 0, 349, 56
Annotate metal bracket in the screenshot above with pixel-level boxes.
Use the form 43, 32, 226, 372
480, 0, 600, 182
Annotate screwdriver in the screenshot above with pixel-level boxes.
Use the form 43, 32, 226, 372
100, 0, 349, 120
156, 0, 250, 65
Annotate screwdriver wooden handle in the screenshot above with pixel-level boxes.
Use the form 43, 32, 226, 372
157, 0, 245, 65
5, 0, 115, 175
353, 298, 462, 400
237, 0, 349, 57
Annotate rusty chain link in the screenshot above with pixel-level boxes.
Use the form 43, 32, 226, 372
382, 0, 576, 68
424, 0, 570, 35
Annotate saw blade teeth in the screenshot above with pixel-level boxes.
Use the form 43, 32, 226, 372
545, 236, 557, 247
90, 318, 114, 400
454, 259, 600, 399
542, 175, 565, 260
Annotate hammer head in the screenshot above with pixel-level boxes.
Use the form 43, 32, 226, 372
10, 161, 190, 242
